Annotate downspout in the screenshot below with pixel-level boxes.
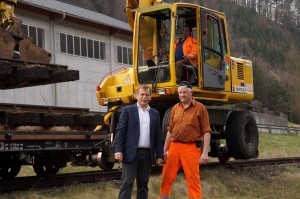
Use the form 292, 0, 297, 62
51, 13, 65, 63
56, 13, 66, 24
109, 29, 121, 72
109, 33, 113, 72
50, 12, 65, 106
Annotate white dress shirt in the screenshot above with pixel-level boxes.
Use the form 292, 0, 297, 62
137, 103, 150, 148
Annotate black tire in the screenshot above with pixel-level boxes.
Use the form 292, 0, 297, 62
225, 111, 259, 159
0, 161, 21, 179
33, 158, 60, 177
162, 106, 173, 141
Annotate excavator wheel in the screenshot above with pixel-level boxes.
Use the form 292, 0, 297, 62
225, 111, 259, 159
161, 106, 173, 141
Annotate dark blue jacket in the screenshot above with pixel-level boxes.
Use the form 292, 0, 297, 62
114, 104, 164, 164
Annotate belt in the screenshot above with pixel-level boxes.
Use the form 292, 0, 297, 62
137, 148, 150, 150
172, 140, 200, 143
172, 140, 202, 148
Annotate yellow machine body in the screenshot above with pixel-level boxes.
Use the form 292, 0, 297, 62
96, 1, 254, 107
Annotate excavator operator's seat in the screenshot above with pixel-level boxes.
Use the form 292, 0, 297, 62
183, 64, 198, 84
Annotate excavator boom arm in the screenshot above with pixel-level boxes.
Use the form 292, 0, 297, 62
126, 0, 163, 31
0, 0, 52, 63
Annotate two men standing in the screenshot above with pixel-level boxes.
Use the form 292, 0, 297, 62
114, 82, 211, 199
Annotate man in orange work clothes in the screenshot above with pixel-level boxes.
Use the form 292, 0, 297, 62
175, 26, 198, 84
159, 81, 211, 199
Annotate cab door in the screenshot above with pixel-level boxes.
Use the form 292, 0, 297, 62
201, 11, 226, 90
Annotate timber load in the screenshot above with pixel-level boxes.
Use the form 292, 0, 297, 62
0, 103, 103, 130
0, 58, 79, 89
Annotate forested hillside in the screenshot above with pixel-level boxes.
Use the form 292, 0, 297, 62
201, 0, 300, 123
60, 0, 300, 123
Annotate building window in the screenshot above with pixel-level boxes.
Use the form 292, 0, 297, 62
100, 42, 105, 60
94, 41, 100, 59
74, 36, 80, 56
123, 47, 128, 64
21, 24, 45, 48
81, 38, 87, 57
117, 45, 132, 65
60, 33, 66, 53
67, 34, 73, 54
117, 46, 122, 63
128, 48, 132, 65
88, 39, 93, 58
59, 33, 106, 60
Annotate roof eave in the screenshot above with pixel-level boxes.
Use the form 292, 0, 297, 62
16, 1, 132, 36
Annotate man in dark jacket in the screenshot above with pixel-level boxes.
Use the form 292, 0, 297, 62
114, 85, 164, 199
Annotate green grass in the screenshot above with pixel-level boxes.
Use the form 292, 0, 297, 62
288, 122, 300, 127
2, 132, 300, 199
258, 132, 300, 158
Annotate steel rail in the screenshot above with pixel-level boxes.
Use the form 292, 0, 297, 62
1, 157, 299, 193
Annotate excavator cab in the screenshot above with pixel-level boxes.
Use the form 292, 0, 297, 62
134, 4, 229, 95
136, 6, 200, 85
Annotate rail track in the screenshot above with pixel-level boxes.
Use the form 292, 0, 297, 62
1, 157, 299, 193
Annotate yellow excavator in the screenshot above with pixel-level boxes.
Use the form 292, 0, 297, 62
0, 0, 51, 63
95, 0, 258, 169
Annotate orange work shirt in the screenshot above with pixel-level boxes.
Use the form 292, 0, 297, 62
174, 36, 198, 67
167, 99, 211, 143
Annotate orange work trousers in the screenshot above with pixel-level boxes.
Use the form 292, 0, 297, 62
159, 141, 202, 199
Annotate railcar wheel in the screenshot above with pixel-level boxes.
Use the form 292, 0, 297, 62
0, 161, 21, 179
162, 106, 173, 141
225, 111, 259, 159
209, 140, 221, 157
217, 145, 230, 164
33, 158, 60, 177
98, 152, 114, 171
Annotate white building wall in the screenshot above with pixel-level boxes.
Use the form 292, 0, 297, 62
0, 8, 133, 113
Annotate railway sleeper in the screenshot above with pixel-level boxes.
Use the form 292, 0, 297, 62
0, 111, 104, 128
